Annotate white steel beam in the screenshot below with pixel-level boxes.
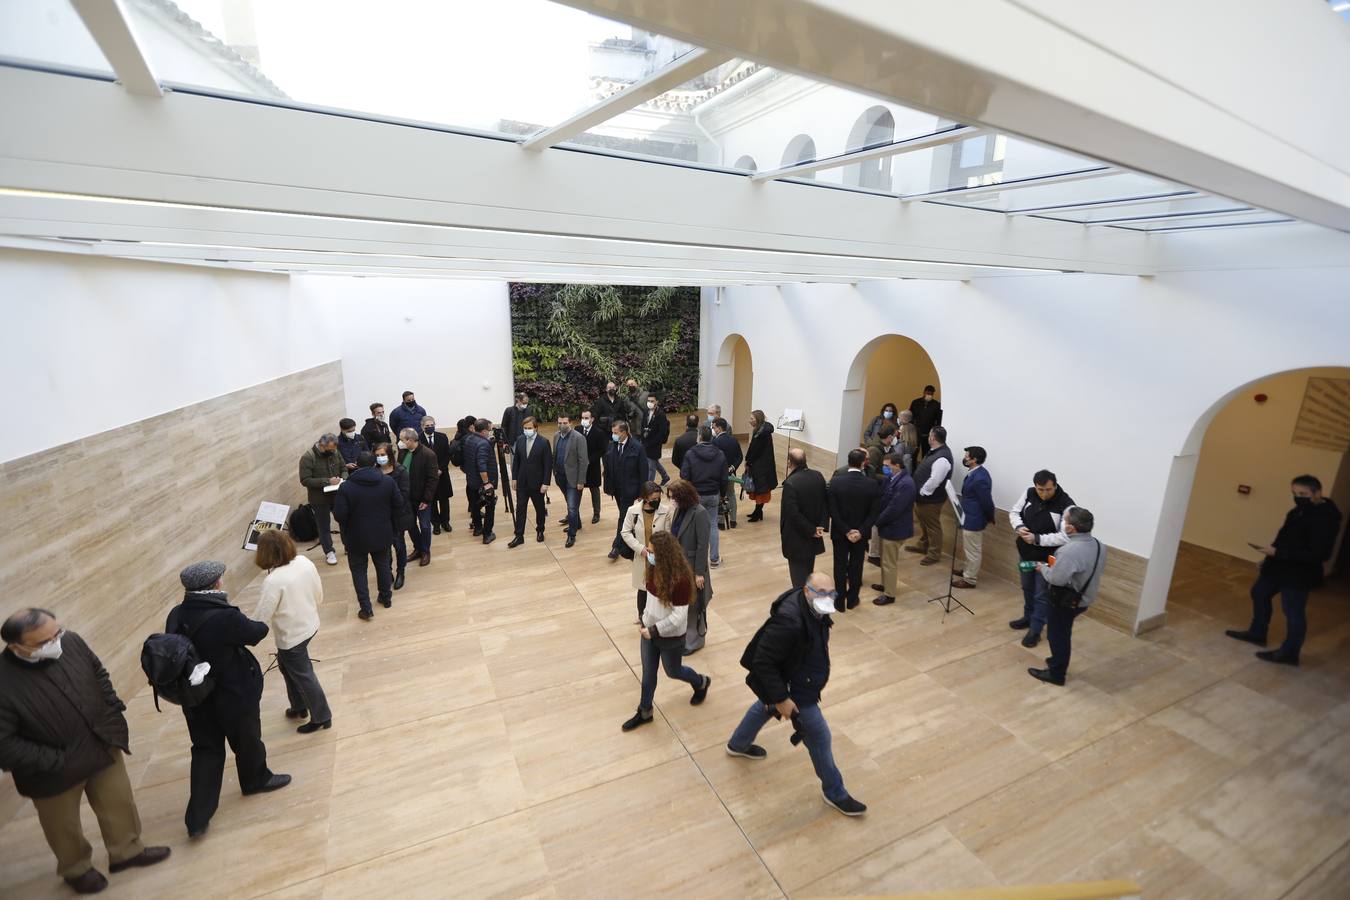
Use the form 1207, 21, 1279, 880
900, 166, 1116, 203
750, 125, 984, 183
521, 47, 731, 151
1007, 190, 1200, 216
69, 0, 162, 97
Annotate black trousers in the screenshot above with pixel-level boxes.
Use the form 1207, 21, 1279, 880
349, 546, 392, 613
787, 555, 816, 590
588, 483, 602, 516
612, 496, 636, 553
832, 537, 867, 607
1047, 604, 1086, 679
514, 485, 547, 538
183, 696, 272, 833
468, 485, 497, 535
433, 493, 452, 529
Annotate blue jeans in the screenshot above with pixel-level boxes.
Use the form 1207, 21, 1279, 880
728, 700, 847, 803
412, 505, 433, 555
1249, 575, 1309, 659
560, 479, 582, 539
699, 493, 721, 562
1021, 569, 1050, 636
639, 637, 702, 710
650, 458, 669, 483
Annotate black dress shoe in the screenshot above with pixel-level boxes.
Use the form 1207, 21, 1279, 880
65, 869, 108, 894
621, 709, 653, 732
872, 595, 895, 606
729, 520, 737, 529
285, 707, 308, 719
187, 823, 208, 839
557, 517, 569, 524
592, 514, 601, 524
444, 523, 452, 533
866, 556, 881, 567
242, 773, 292, 795
358, 609, 374, 621
565, 536, 576, 548
393, 570, 405, 590
109, 846, 171, 873
1021, 632, 1041, 648
432, 524, 442, 535
1225, 629, 1267, 647
1255, 650, 1299, 666
1028, 667, 1065, 686
1009, 617, 1030, 630
536, 531, 545, 542
482, 533, 496, 545
846, 597, 860, 609
408, 550, 423, 561
871, 583, 885, 591
691, 675, 712, 705
379, 597, 392, 608
471, 525, 481, 536
508, 536, 525, 548
297, 720, 332, 734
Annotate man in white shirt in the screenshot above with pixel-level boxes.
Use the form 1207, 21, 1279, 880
906, 426, 954, 566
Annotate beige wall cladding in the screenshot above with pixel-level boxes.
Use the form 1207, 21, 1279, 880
0, 361, 342, 824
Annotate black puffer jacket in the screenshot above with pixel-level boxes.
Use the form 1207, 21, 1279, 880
741, 589, 831, 707
0, 632, 130, 798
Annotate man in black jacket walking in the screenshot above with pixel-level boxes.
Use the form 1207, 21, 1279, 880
464, 419, 500, 544
780, 449, 829, 589
712, 417, 744, 528
725, 574, 866, 816
1227, 474, 1343, 666
0, 609, 170, 894
167, 561, 290, 838
334, 453, 403, 617
828, 449, 883, 611
419, 415, 454, 534
509, 416, 553, 548
580, 410, 607, 524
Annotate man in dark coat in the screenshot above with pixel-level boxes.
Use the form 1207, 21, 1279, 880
671, 415, 700, 470
592, 381, 622, 431
463, 418, 500, 544
712, 417, 744, 528
398, 428, 440, 565
640, 396, 671, 485
298, 433, 344, 565
419, 414, 454, 534
680, 427, 729, 565
335, 453, 403, 616
336, 418, 369, 477
605, 420, 648, 559
1227, 474, 1343, 666
500, 392, 537, 454
780, 449, 829, 589
361, 402, 394, 450
166, 561, 290, 838
509, 416, 553, 548
0, 608, 170, 894
389, 390, 426, 439
726, 574, 866, 816
580, 410, 608, 524
827, 449, 883, 611
908, 385, 943, 461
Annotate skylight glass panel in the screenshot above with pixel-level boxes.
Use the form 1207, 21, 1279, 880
0, 0, 114, 75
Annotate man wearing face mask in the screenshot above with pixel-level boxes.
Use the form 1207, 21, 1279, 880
625, 379, 649, 422
398, 428, 440, 565
388, 390, 426, 439
727, 573, 867, 816
509, 416, 553, 548
580, 410, 607, 524
500, 392, 537, 456
605, 420, 648, 560
336, 418, 369, 476
419, 416, 454, 535
361, 402, 393, 450
0, 609, 171, 894
463, 418, 500, 544
871, 452, 917, 606
298, 433, 344, 566
335, 453, 404, 618
1227, 474, 1342, 666
552, 413, 588, 548
952, 446, 995, 590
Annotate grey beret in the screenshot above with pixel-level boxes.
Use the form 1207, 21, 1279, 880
180, 560, 227, 591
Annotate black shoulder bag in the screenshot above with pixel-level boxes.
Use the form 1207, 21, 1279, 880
1047, 540, 1102, 611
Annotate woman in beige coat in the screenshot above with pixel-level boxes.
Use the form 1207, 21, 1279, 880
621, 480, 671, 618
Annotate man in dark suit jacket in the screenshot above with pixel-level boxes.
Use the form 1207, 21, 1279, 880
593, 381, 622, 432
335, 453, 404, 615
398, 428, 440, 566
827, 449, 884, 611
551, 413, 589, 548
509, 416, 553, 548
500, 392, 537, 455
780, 449, 829, 589
670, 415, 699, 470
419, 415, 454, 534
579, 410, 608, 524
604, 420, 648, 559
640, 396, 671, 484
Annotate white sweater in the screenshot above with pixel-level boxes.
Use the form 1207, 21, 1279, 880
254, 555, 323, 650
641, 586, 690, 638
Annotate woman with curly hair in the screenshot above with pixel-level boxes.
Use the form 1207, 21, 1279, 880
744, 409, 778, 522
622, 530, 712, 732
665, 477, 713, 653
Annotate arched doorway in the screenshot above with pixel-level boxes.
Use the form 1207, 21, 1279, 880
733, 155, 757, 172
838, 333, 941, 467
712, 333, 754, 438
1137, 366, 1350, 635
845, 106, 896, 190
781, 134, 817, 179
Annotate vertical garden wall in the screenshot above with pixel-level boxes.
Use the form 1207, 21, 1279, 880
509, 283, 701, 420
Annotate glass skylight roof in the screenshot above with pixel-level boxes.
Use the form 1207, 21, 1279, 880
0, 0, 113, 75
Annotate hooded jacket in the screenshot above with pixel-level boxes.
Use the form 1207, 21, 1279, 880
680, 441, 728, 496
334, 465, 402, 552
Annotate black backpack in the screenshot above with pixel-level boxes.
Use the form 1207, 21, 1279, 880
448, 437, 465, 468
288, 504, 319, 542
140, 610, 226, 712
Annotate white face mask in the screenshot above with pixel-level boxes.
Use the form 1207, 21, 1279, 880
16, 633, 63, 663
375, 455, 389, 466
647, 402, 656, 410
523, 428, 536, 438
804, 587, 835, 617
581, 419, 592, 428
343, 430, 356, 439
375, 413, 385, 422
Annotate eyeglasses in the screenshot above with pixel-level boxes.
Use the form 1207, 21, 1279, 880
23, 628, 64, 650
805, 586, 839, 601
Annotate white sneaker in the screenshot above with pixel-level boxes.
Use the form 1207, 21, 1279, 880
325, 551, 338, 566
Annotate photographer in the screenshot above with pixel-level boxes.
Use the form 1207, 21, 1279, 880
1027, 507, 1106, 687
464, 418, 499, 545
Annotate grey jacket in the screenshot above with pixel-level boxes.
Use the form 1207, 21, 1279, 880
1041, 532, 1107, 606
553, 428, 589, 488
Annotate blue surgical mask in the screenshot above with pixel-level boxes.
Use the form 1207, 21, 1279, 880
375, 455, 389, 466
523, 429, 536, 438
612, 433, 621, 443
883, 465, 894, 476
883, 411, 894, 419
645, 551, 656, 565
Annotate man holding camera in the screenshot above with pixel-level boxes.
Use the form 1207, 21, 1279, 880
464, 418, 499, 545
1027, 507, 1106, 687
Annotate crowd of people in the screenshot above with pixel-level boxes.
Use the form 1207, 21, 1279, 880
0, 381, 1340, 893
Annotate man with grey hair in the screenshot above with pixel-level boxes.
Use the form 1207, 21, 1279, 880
896, 410, 918, 473
1027, 506, 1107, 686
0, 608, 170, 894
298, 432, 344, 565
706, 403, 722, 429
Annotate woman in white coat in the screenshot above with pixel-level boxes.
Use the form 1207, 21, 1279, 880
620, 480, 671, 619
252, 530, 331, 733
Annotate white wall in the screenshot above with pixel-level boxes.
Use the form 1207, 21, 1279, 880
0, 249, 338, 463
703, 265, 1350, 626
292, 276, 514, 429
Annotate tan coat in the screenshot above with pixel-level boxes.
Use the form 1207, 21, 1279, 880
620, 501, 672, 590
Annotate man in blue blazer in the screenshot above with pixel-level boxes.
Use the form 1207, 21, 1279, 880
508, 416, 553, 548
953, 446, 996, 589
604, 420, 648, 559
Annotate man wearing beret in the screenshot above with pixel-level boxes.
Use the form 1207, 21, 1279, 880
1, 607, 171, 894
166, 561, 291, 839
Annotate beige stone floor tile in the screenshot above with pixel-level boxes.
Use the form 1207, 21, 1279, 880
795, 822, 1001, 897
1280, 836, 1350, 900
1150, 679, 1312, 766
478, 607, 630, 699
649, 639, 765, 753
1063, 828, 1244, 900
1074, 639, 1225, 717
943, 760, 1134, 885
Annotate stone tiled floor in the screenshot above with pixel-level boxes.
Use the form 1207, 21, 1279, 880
3, 491, 1348, 898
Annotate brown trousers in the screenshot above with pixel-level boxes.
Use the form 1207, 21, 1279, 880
31, 750, 145, 878
914, 502, 944, 562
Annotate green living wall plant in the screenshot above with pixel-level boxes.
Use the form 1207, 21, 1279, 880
509, 283, 701, 422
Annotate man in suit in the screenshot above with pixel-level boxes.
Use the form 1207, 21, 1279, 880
509, 416, 552, 548
605, 420, 648, 560
500, 392, 537, 458
580, 410, 607, 524
671, 414, 700, 470
712, 417, 743, 529
398, 428, 440, 566
463, 418, 500, 545
640, 395, 671, 485
953, 446, 996, 590
334, 452, 403, 617
827, 448, 883, 611
780, 448, 829, 589
419, 415, 454, 535
593, 381, 622, 432
552, 413, 588, 549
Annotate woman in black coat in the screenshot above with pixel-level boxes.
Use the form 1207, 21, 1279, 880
743, 409, 778, 523
375, 442, 414, 589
